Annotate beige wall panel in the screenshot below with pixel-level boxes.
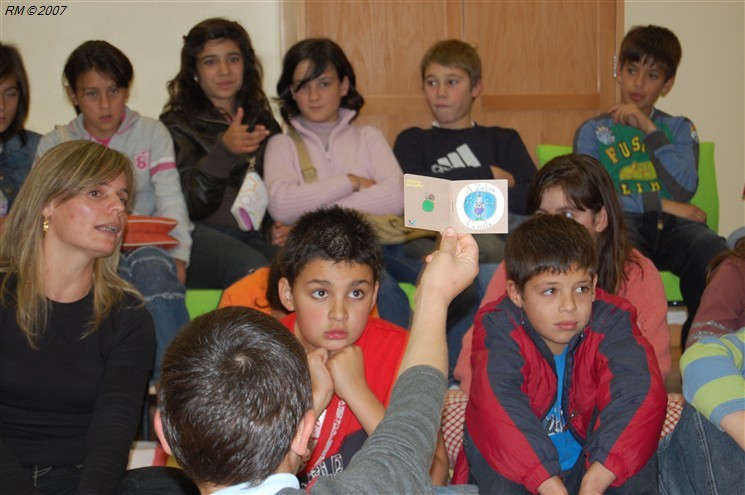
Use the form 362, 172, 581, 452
303, 0, 461, 97
465, 0, 618, 159
464, 0, 600, 94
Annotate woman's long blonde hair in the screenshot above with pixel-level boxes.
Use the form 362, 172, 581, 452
0, 140, 139, 347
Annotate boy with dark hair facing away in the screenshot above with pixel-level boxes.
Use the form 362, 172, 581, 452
457, 215, 666, 494
154, 228, 479, 494
574, 25, 727, 345
394, 39, 537, 262
275, 206, 447, 485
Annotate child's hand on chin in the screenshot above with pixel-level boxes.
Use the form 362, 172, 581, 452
326, 346, 366, 402
307, 347, 334, 415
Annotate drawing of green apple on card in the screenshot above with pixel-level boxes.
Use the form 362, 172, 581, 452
403, 174, 508, 234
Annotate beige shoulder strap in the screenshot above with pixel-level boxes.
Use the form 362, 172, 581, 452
288, 128, 318, 184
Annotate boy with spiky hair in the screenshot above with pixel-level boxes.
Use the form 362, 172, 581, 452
574, 25, 727, 345
276, 206, 448, 485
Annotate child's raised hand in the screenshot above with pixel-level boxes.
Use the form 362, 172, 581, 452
325, 346, 367, 403
221, 107, 271, 155
421, 228, 479, 304
307, 347, 334, 416
608, 103, 656, 134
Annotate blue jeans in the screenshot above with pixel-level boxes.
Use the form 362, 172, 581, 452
119, 247, 189, 379
625, 212, 727, 344
435, 484, 479, 494
465, 428, 658, 494
186, 222, 272, 289
658, 402, 745, 495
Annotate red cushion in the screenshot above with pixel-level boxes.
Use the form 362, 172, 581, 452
122, 215, 178, 250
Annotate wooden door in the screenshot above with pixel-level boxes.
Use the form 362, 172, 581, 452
281, 0, 622, 161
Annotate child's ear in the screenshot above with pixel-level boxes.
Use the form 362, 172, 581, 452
340, 76, 350, 97
290, 409, 316, 459
506, 280, 523, 308
153, 410, 173, 456
661, 75, 675, 97
591, 274, 598, 300
470, 78, 484, 99
66, 86, 79, 106
594, 206, 609, 234
370, 281, 380, 310
278, 277, 296, 312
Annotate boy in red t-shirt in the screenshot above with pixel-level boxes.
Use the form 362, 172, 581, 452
276, 206, 447, 485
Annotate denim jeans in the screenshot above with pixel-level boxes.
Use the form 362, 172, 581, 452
0, 132, 40, 214
119, 247, 190, 379
434, 484, 479, 494
186, 222, 271, 289
465, 428, 659, 494
625, 212, 727, 344
658, 402, 745, 495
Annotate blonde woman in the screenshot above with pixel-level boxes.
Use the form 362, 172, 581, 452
0, 141, 155, 494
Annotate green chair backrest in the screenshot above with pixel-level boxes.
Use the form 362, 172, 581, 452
185, 289, 222, 320
536, 144, 572, 169
690, 142, 718, 233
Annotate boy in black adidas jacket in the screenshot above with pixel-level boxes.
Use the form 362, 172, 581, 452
394, 39, 536, 234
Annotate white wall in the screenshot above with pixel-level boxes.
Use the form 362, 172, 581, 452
626, 1, 745, 238
0, 0, 283, 131
3, 0, 743, 236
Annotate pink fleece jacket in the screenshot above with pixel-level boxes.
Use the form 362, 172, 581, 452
264, 108, 403, 224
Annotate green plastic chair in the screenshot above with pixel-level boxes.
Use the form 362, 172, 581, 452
185, 289, 223, 320
535, 142, 719, 304
659, 142, 718, 303
536, 144, 572, 168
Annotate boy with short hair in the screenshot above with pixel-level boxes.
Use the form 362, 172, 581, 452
394, 39, 537, 251
275, 206, 447, 485
574, 25, 727, 345
153, 228, 479, 494
458, 214, 666, 494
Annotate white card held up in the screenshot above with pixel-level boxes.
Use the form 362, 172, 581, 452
403, 174, 509, 234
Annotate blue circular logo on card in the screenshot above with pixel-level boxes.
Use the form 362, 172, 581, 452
463, 191, 497, 221
456, 183, 505, 231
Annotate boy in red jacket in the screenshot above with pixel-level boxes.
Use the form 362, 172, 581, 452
458, 214, 666, 494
